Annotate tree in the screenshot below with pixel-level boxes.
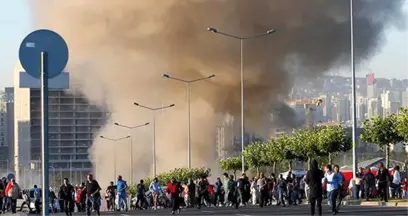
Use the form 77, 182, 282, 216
219, 156, 246, 179
396, 107, 408, 143
271, 134, 297, 171
243, 141, 266, 174
360, 114, 403, 169
290, 128, 320, 169
317, 126, 352, 164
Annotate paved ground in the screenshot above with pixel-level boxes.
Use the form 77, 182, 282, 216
27, 205, 406, 216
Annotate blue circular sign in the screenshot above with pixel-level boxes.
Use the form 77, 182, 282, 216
19, 29, 69, 79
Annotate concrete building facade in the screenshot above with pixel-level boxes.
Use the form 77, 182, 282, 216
13, 63, 108, 187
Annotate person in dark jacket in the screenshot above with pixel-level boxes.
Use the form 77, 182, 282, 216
136, 179, 146, 210
196, 176, 210, 209
59, 178, 75, 216
362, 168, 375, 201
236, 173, 250, 207
376, 162, 389, 202
187, 179, 196, 207
304, 159, 324, 216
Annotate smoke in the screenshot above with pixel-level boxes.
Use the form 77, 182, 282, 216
29, 0, 405, 182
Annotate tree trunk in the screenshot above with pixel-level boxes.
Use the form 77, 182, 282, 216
328, 153, 333, 165
288, 160, 293, 171
256, 167, 260, 175
385, 145, 390, 169
307, 157, 311, 170
233, 171, 236, 180
273, 162, 277, 174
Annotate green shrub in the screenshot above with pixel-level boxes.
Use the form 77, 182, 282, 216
126, 167, 210, 196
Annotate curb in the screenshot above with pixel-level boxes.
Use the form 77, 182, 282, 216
341, 200, 407, 207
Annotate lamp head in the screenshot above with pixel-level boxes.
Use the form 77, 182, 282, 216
207, 27, 217, 33
134, 102, 139, 106
114, 122, 119, 125
208, 74, 215, 79
162, 74, 170, 78
100, 136, 104, 138
169, 104, 175, 107
266, 29, 277, 34
145, 122, 150, 125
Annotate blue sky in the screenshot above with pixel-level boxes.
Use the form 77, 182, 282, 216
0, 1, 407, 90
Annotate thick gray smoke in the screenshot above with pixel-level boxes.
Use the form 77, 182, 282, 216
29, 0, 405, 182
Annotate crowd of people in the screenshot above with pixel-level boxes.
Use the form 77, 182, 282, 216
0, 160, 406, 215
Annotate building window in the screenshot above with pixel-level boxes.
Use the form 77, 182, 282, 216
76, 155, 88, 160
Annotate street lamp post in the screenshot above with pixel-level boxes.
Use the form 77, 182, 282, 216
133, 102, 175, 177
114, 122, 150, 184
100, 135, 131, 181
162, 74, 215, 168
207, 27, 276, 173
350, 0, 358, 179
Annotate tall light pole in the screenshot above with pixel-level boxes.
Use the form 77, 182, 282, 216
134, 102, 175, 177
350, 0, 358, 178
114, 122, 150, 184
100, 135, 131, 181
162, 73, 215, 168
207, 27, 276, 173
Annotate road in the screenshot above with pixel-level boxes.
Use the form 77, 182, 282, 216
33, 205, 407, 216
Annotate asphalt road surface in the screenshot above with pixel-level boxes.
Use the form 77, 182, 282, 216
30, 205, 407, 216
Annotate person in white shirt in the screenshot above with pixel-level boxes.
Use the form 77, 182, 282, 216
251, 176, 259, 205
391, 166, 401, 198
149, 178, 162, 210
323, 164, 340, 215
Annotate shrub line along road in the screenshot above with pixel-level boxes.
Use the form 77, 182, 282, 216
39, 205, 408, 216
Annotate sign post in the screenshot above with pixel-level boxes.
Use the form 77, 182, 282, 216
19, 29, 69, 216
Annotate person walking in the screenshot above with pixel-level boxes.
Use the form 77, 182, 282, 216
324, 164, 340, 215
305, 159, 324, 216
196, 176, 210, 209
276, 174, 287, 207
1, 178, 11, 214
105, 181, 116, 211
187, 179, 196, 207
166, 177, 182, 215
214, 177, 224, 207
116, 175, 128, 212
376, 162, 390, 203
362, 168, 375, 201
33, 185, 41, 214
136, 179, 146, 210
7, 179, 21, 214
222, 173, 230, 206
258, 173, 267, 207
391, 166, 401, 198
149, 177, 161, 210
59, 178, 75, 216
85, 174, 102, 216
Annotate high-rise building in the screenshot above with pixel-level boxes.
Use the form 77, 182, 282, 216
13, 62, 108, 187
0, 102, 8, 173
2, 87, 14, 175
366, 73, 377, 98
319, 94, 331, 121
381, 90, 401, 116
215, 113, 235, 160
402, 88, 408, 108
367, 97, 382, 118
338, 96, 350, 122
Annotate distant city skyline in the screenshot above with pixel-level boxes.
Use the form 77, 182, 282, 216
0, 0, 407, 90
